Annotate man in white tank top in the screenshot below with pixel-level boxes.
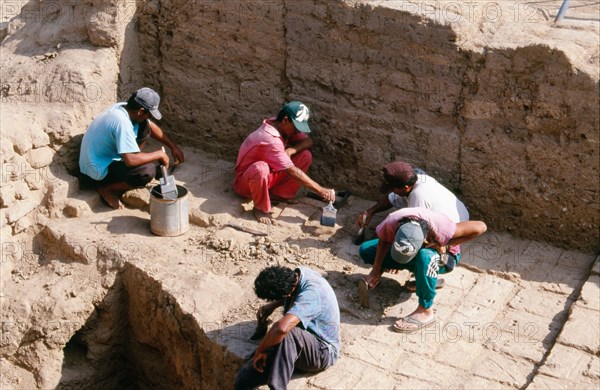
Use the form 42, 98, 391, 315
356, 161, 469, 288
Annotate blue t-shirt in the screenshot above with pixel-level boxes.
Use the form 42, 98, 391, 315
79, 103, 140, 180
284, 267, 341, 364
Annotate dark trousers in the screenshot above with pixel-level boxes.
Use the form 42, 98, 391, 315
235, 327, 331, 390
79, 160, 157, 189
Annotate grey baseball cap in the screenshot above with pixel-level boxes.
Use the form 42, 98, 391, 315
391, 220, 428, 264
134, 87, 162, 120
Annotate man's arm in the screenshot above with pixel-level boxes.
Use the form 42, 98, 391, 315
148, 120, 185, 163
121, 149, 169, 167
285, 136, 313, 157
426, 220, 487, 253
447, 221, 487, 247
252, 313, 301, 372
364, 239, 392, 289
286, 165, 335, 202
356, 197, 394, 228
257, 300, 284, 324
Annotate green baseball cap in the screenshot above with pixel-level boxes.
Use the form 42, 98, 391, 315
282, 101, 311, 133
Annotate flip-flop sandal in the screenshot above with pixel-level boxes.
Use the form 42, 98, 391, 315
404, 278, 445, 293
358, 279, 370, 308
392, 315, 437, 333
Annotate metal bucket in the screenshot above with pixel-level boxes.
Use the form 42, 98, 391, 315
150, 184, 189, 236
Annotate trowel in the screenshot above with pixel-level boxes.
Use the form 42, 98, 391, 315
159, 147, 178, 200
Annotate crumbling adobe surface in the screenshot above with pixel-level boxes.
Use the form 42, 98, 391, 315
136, 0, 599, 252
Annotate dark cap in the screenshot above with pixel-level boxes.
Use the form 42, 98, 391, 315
133, 87, 162, 120
379, 162, 417, 193
281, 101, 311, 133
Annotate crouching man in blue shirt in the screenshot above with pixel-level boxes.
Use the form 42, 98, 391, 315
235, 266, 340, 390
79, 87, 184, 209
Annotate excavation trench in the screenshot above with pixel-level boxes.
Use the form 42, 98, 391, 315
56, 264, 241, 389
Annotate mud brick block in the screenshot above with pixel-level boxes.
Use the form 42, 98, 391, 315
391, 353, 458, 385
576, 275, 600, 311
460, 374, 507, 389
432, 285, 465, 309
538, 343, 595, 381
27, 146, 53, 169
442, 267, 479, 293
556, 250, 597, 270
31, 131, 50, 149
536, 263, 588, 296
558, 306, 600, 354
308, 356, 400, 389
5, 199, 37, 224
528, 374, 576, 389
464, 273, 515, 307
492, 330, 546, 362
470, 350, 534, 387
491, 308, 560, 361
509, 288, 568, 318
434, 338, 485, 370
452, 302, 501, 332
344, 337, 402, 371
0, 183, 16, 208
12, 216, 32, 234
12, 135, 32, 155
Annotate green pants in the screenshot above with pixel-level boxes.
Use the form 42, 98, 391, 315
359, 239, 459, 309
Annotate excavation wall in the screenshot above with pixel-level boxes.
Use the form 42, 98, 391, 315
136, 0, 599, 252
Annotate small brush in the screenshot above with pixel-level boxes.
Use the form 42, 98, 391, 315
320, 201, 337, 227
353, 212, 367, 245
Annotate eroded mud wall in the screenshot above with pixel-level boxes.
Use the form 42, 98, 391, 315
123, 264, 240, 388
136, 0, 599, 252
137, 0, 287, 154
461, 46, 599, 250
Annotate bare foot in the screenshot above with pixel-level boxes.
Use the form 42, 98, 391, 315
97, 187, 122, 209
253, 208, 273, 224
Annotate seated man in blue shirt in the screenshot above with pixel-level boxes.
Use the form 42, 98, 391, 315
235, 266, 340, 390
79, 87, 184, 209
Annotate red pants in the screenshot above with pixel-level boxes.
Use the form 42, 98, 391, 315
234, 150, 312, 213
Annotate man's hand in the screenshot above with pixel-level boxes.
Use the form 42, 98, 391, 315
319, 188, 335, 203
170, 145, 185, 164
284, 147, 296, 158
252, 351, 268, 373
159, 148, 170, 167
424, 240, 447, 254
256, 302, 278, 324
364, 268, 382, 289
355, 211, 372, 228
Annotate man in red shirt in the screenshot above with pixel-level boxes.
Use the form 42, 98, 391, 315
234, 101, 335, 223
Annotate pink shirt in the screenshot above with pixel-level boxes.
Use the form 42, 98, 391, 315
376, 207, 458, 253
235, 119, 307, 175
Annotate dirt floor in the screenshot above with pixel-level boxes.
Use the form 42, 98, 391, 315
3, 144, 599, 388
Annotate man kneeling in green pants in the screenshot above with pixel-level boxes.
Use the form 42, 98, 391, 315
359, 207, 487, 333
